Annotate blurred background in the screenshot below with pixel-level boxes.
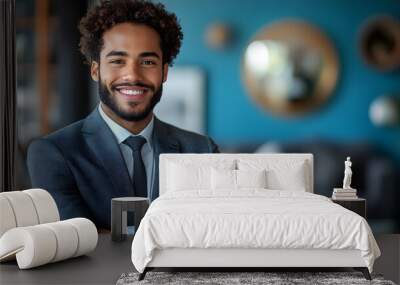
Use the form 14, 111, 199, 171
15, 0, 400, 234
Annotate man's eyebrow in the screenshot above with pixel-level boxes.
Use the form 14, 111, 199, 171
105, 51, 160, 59
105, 50, 128, 57
140, 52, 160, 59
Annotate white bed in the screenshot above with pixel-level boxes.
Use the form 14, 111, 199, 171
131, 154, 380, 280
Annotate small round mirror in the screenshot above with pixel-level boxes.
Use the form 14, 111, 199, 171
359, 15, 400, 72
242, 20, 339, 116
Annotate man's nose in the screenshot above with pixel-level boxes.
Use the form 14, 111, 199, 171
122, 63, 143, 82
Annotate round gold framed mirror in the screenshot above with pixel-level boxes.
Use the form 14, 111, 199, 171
242, 20, 339, 116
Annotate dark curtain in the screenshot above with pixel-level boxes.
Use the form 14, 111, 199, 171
0, 0, 16, 192
56, 0, 90, 129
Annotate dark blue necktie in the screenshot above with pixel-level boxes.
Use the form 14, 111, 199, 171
123, 136, 147, 197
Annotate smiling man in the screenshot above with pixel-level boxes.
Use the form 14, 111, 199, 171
27, 0, 219, 229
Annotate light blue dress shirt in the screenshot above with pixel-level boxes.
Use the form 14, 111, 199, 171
98, 104, 155, 199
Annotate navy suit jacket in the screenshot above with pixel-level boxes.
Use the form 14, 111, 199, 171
27, 108, 219, 228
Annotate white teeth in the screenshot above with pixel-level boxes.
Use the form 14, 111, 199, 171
119, 89, 145, 95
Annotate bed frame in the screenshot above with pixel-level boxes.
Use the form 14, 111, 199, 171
139, 248, 371, 280
138, 154, 372, 280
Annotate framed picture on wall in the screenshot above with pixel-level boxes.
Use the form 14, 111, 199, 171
154, 66, 206, 134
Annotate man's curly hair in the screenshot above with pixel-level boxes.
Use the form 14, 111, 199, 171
79, 0, 183, 66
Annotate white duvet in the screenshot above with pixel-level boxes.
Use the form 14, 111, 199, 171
131, 190, 380, 273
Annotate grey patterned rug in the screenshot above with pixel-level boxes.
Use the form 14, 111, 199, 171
116, 271, 396, 285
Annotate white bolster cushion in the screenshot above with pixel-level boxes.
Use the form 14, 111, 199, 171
23, 189, 60, 224
0, 196, 17, 237
0, 189, 60, 238
0, 226, 57, 268
42, 222, 79, 262
0, 218, 98, 269
0, 191, 39, 228
65, 218, 98, 257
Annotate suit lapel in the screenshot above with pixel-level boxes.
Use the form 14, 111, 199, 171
81, 109, 133, 197
151, 118, 180, 199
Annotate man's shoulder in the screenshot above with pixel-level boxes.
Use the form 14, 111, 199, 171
44, 119, 86, 142
155, 119, 219, 153
28, 119, 87, 154
156, 119, 207, 141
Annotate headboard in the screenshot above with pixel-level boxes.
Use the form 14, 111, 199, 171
159, 153, 314, 195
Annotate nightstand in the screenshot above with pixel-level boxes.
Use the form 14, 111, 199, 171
331, 198, 366, 218
111, 197, 149, 242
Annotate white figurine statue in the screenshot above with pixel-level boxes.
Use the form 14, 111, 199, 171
342, 157, 353, 189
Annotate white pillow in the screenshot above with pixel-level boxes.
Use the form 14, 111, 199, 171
166, 159, 236, 192
238, 159, 308, 191
211, 168, 267, 190
237, 169, 267, 188
167, 163, 211, 191
211, 168, 236, 189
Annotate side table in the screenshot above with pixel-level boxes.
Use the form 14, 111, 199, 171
331, 198, 366, 218
111, 197, 149, 241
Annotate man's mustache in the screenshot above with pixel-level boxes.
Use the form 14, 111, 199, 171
111, 81, 155, 92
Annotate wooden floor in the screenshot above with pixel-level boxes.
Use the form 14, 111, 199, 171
373, 234, 400, 284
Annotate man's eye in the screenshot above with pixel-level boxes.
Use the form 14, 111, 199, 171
142, 60, 156, 65
110, 59, 123, 64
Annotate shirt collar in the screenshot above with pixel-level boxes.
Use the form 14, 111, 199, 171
98, 103, 154, 148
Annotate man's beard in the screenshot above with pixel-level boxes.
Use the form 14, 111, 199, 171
98, 75, 162, 122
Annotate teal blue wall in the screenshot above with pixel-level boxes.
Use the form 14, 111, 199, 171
163, 0, 400, 160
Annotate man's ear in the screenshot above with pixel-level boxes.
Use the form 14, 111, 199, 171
162, 63, 169, 82
91, 61, 99, 81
